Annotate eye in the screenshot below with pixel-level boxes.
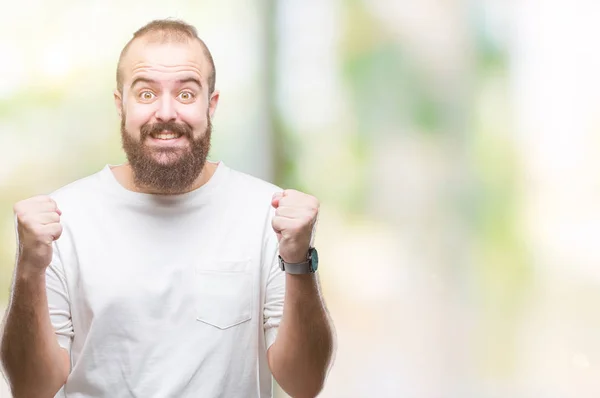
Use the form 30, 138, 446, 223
139, 91, 155, 101
178, 91, 195, 102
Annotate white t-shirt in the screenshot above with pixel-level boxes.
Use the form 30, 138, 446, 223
46, 161, 286, 398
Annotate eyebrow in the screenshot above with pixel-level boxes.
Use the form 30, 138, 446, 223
177, 77, 203, 88
130, 77, 203, 89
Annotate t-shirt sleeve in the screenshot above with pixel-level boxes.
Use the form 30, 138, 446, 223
263, 228, 286, 350
46, 245, 74, 352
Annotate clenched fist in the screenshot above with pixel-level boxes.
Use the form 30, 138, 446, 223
14, 195, 62, 273
271, 189, 319, 264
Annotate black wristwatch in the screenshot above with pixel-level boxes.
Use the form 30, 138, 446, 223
278, 247, 319, 274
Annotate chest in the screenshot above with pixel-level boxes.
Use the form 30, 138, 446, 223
59, 206, 266, 335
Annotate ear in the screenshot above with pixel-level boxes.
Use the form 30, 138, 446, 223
114, 89, 123, 118
208, 90, 220, 119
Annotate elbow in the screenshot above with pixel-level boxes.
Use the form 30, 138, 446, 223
274, 369, 327, 398
0, 354, 68, 398
286, 377, 326, 398
9, 380, 66, 398
268, 335, 334, 397
300, 377, 326, 398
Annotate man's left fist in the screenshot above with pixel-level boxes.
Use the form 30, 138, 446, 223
271, 189, 319, 264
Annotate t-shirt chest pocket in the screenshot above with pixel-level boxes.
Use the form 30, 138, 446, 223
194, 259, 253, 329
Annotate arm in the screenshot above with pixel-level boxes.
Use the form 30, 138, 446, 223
1, 267, 70, 398
267, 190, 335, 397
1, 196, 70, 398
267, 273, 334, 398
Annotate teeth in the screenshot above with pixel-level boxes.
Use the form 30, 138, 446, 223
154, 133, 180, 140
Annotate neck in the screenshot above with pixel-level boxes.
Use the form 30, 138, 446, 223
111, 161, 218, 195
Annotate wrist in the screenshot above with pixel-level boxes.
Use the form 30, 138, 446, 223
279, 247, 310, 265
279, 247, 319, 274
16, 260, 47, 280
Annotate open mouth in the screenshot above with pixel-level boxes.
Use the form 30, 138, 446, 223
150, 130, 184, 140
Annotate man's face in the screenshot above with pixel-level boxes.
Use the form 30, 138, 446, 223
115, 38, 218, 193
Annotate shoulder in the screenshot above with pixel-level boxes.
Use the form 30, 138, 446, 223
48, 166, 107, 207
224, 166, 283, 201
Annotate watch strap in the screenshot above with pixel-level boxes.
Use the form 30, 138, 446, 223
278, 256, 312, 274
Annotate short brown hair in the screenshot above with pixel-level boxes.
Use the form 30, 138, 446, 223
116, 19, 216, 94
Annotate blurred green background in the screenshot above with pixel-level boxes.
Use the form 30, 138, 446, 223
2, 0, 600, 397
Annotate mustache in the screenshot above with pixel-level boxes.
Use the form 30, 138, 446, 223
140, 121, 193, 139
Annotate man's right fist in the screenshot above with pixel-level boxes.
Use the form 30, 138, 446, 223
14, 195, 62, 273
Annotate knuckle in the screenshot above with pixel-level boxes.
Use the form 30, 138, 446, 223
307, 196, 319, 208
13, 202, 27, 216
18, 214, 30, 226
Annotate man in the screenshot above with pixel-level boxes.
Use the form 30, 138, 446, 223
0, 19, 334, 398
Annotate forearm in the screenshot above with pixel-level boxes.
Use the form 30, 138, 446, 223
1, 265, 69, 398
268, 273, 334, 398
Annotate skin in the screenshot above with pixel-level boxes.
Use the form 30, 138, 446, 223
0, 197, 69, 398
1, 34, 334, 398
270, 190, 335, 397
113, 37, 334, 396
113, 37, 220, 194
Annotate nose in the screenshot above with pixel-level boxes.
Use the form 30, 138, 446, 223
155, 96, 177, 122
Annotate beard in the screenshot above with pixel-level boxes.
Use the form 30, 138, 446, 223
120, 112, 212, 194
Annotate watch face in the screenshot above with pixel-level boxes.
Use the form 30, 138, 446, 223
310, 248, 319, 272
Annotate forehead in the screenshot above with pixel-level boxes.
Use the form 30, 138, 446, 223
120, 38, 209, 86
